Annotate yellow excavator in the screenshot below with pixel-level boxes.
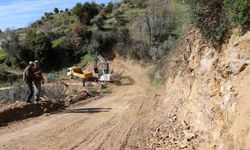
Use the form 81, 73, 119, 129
66, 52, 120, 83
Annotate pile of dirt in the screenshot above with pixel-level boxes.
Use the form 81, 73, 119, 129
0, 101, 64, 126
0, 89, 94, 126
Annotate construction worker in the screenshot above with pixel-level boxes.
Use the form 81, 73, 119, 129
23, 61, 34, 103
33, 60, 44, 102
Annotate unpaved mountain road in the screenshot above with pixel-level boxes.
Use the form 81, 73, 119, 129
0, 81, 157, 150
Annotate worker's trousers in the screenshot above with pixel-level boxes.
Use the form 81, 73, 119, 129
25, 82, 33, 103
34, 83, 42, 102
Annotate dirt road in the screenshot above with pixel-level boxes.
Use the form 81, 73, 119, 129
0, 78, 157, 150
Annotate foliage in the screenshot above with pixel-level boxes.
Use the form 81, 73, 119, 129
121, 0, 180, 62
70, 22, 92, 55
113, 9, 127, 26
0, 48, 6, 63
0, 82, 24, 103
72, 2, 100, 25
122, 0, 146, 8
78, 53, 93, 66
104, 2, 114, 13
91, 29, 117, 52
54, 7, 59, 14
47, 72, 60, 82
44, 81, 68, 101
148, 68, 164, 87
189, 0, 250, 45
90, 15, 104, 29
1, 32, 29, 68
223, 0, 250, 29
189, 0, 228, 44
2, 30, 73, 69
24, 30, 53, 68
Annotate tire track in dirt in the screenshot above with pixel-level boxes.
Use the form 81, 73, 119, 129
0, 60, 156, 150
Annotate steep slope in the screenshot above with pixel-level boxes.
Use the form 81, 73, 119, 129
158, 30, 250, 149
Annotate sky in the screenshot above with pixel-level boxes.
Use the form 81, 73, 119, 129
0, 0, 113, 31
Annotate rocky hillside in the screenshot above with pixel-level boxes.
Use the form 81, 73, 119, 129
153, 29, 250, 149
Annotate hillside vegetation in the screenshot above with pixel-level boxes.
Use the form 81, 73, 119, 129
0, 0, 249, 78
0, 0, 191, 71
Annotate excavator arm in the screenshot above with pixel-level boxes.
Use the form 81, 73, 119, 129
93, 52, 109, 74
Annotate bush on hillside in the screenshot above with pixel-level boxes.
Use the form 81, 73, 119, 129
70, 22, 92, 55
2, 33, 30, 68
92, 29, 117, 52
24, 30, 53, 68
224, 0, 250, 30
2, 30, 72, 70
72, 2, 100, 25
115, 27, 130, 43
122, 0, 146, 8
104, 2, 114, 13
189, 0, 228, 44
113, 10, 128, 26
90, 15, 104, 29
189, 0, 250, 45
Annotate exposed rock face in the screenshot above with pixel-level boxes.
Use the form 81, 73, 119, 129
164, 31, 250, 149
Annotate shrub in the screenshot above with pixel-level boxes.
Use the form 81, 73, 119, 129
47, 72, 60, 82
189, 0, 250, 44
224, 0, 250, 30
70, 22, 92, 55
0, 82, 24, 104
189, 0, 228, 44
116, 27, 130, 43
104, 2, 114, 13
44, 81, 68, 101
90, 15, 104, 29
113, 10, 127, 26
72, 2, 100, 25
2, 32, 31, 68
24, 30, 54, 69
92, 30, 117, 52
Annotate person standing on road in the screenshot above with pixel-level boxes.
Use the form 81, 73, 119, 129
23, 61, 34, 103
33, 60, 44, 103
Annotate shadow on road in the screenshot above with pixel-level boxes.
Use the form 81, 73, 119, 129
61, 107, 112, 114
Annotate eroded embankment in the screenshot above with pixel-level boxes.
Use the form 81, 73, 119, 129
154, 30, 250, 149
0, 89, 93, 126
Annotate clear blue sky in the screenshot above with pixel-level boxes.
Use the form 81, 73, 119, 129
0, 0, 115, 31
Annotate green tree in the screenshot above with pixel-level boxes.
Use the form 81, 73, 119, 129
2, 33, 33, 68
90, 15, 104, 29
24, 30, 53, 68
104, 2, 113, 13
70, 22, 92, 56
54, 7, 59, 14
72, 2, 99, 25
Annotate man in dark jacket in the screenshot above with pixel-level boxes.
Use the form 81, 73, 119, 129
33, 60, 44, 102
23, 61, 34, 103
